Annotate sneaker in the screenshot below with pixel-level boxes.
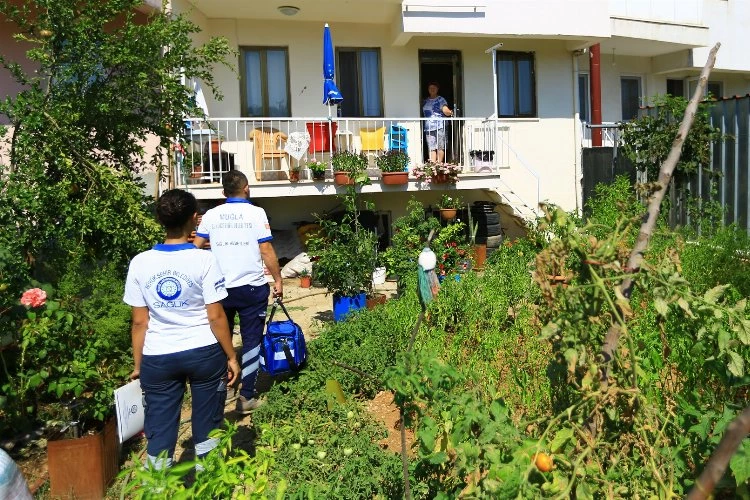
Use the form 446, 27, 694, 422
235, 396, 265, 414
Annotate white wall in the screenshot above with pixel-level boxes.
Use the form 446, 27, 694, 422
693, 0, 750, 73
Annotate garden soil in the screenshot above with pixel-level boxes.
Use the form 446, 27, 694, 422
17, 278, 399, 496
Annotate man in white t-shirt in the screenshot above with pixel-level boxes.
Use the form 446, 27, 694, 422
193, 171, 283, 414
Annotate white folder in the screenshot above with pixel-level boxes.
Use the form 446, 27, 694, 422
114, 379, 145, 444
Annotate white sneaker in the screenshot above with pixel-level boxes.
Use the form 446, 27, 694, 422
235, 396, 265, 414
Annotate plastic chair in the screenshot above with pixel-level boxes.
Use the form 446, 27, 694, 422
388, 124, 408, 154
360, 127, 386, 153
250, 129, 288, 181
306, 122, 338, 154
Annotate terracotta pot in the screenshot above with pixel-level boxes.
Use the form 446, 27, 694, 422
473, 243, 487, 269
381, 171, 408, 185
440, 208, 457, 221
289, 170, 300, 182
431, 173, 451, 184
48, 417, 119, 500
366, 293, 387, 309
334, 171, 354, 186
299, 275, 312, 288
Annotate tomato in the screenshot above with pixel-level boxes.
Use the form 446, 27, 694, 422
39, 29, 53, 38
535, 452, 553, 472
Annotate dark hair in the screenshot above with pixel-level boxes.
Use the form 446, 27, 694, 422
427, 81, 440, 89
222, 170, 248, 196
156, 189, 197, 229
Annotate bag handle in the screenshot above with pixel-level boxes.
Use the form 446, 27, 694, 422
280, 339, 301, 372
267, 298, 293, 325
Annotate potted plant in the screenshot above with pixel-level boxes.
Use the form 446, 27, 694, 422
332, 151, 369, 186
436, 193, 463, 221
375, 150, 410, 185
289, 164, 301, 182
308, 160, 327, 181
412, 161, 461, 184
468, 220, 486, 270
298, 268, 312, 288
307, 189, 379, 321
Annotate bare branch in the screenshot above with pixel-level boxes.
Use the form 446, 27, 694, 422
596, 42, 721, 394
687, 405, 750, 500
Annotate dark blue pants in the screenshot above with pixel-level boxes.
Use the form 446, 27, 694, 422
222, 283, 269, 399
140, 343, 227, 461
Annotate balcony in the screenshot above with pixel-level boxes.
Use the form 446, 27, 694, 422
174, 117, 510, 199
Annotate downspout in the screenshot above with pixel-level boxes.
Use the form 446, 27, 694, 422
590, 44, 602, 147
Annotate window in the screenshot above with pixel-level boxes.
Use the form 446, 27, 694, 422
666, 79, 685, 98
336, 48, 383, 117
620, 76, 642, 121
688, 79, 723, 99
240, 47, 290, 117
577, 73, 590, 122
495, 51, 536, 118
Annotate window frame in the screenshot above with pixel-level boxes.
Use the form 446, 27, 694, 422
577, 72, 590, 122
335, 47, 384, 118
620, 75, 643, 121
495, 51, 537, 118
238, 46, 291, 118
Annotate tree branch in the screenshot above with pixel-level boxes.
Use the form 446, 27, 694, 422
596, 43, 721, 395
687, 405, 750, 500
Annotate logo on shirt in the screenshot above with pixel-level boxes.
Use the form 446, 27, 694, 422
214, 277, 226, 292
156, 277, 182, 301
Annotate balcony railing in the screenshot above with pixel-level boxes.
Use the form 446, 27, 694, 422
173, 117, 509, 187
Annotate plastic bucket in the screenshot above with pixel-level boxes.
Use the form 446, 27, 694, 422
372, 267, 387, 285
332, 293, 366, 322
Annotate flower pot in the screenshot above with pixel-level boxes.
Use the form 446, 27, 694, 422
440, 208, 457, 221
47, 417, 119, 500
372, 266, 387, 285
311, 170, 326, 181
332, 293, 366, 322
431, 173, 450, 184
366, 293, 387, 309
334, 171, 354, 186
289, 170, 300, 182
299, 275, 312, 288
381, 171, 408, 185
472, 244, 487, 269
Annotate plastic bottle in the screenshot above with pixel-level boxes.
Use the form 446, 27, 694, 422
418, 247, 437, 271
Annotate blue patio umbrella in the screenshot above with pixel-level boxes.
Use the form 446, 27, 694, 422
323, 23, 343, 106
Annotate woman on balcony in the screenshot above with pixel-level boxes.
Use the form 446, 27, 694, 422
422, 81, 453, 163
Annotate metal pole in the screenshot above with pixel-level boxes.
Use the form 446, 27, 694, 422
590, 44, 603, 147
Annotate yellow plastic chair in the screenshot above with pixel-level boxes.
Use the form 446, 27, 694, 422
359, 127, 386, 153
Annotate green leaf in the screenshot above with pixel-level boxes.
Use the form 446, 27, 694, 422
729, 441, 750, 486
428, 451, 448, 464
718, 329, 730, 352
549, 427, 574, 453
654, 298, 669, 317
738, 319, 750, 345
704, 285, 728, 304
727, 351, 745, 377
540, 322, 559, 339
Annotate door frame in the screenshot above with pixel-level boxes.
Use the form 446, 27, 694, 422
417, 49, 464, 116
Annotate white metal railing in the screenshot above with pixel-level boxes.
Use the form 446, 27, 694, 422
580, 121, 620, 148
172, 117, 510, 187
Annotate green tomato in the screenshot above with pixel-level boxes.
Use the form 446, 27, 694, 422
292, 443, 301, 450
343, 448, 354, 456
346, 411, 354, 419
308, 439, 315, 445
316, 451, 327, 459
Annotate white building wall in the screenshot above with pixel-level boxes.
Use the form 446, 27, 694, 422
693, 0, 750, 73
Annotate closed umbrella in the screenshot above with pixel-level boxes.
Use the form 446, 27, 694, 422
323, 23, 342, 155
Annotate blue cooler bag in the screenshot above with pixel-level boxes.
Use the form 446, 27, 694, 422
261, 300, 307, 375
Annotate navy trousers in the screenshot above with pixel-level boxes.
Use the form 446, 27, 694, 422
140, 343, 227, 460
222, 283, 269, 399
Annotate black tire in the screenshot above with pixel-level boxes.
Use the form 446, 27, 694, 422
486, 235, 503, 248
475, 235, 488, 245
485, 246, 498, 257
476, 223, 503, 237
472, 213, 501, 226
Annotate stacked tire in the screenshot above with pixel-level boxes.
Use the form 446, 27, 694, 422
471, 201, 503, 258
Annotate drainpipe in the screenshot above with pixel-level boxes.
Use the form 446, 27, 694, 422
590, 44, 602, 147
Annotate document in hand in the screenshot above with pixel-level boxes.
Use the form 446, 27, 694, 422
114, 379, 144, 444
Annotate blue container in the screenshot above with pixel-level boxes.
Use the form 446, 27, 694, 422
332, 293, 366, 322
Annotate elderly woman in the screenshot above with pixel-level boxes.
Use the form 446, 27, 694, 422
124, 189, 239, 469
422, 81, 453, 162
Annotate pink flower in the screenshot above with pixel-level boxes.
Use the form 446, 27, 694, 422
20, 288, 47, 308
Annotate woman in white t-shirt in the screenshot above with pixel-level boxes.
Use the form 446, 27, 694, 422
124, 189, 240, 469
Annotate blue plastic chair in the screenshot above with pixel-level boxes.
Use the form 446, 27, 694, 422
388, 124, 408, 154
